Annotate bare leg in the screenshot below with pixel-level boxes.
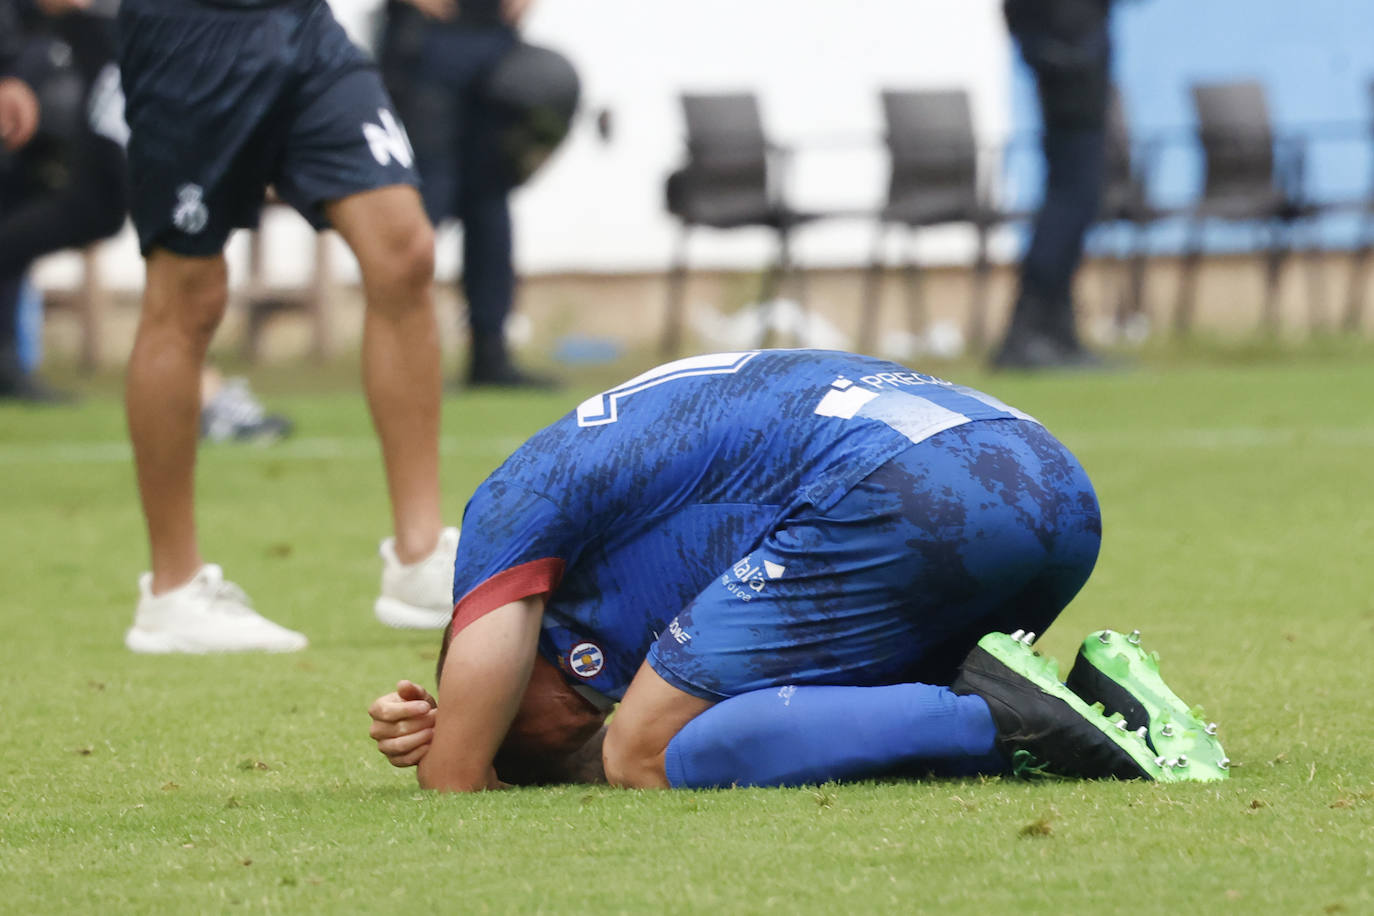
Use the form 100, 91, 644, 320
326, 186, 442, 563
602, 661, 715, 788
126, 251, 228, 594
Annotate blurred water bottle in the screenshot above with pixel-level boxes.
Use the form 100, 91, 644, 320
16, 279, 44, 372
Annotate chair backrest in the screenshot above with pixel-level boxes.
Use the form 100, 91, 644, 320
1101, 86, 1147, 220
880, 89, 980, 221
667, 92, 772, 224
1191, 81, 1275, 200
680, 93, 769, 181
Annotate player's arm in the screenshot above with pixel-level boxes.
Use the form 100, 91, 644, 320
416, 595, 548, 791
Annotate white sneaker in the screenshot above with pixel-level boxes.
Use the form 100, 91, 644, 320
125, 564, 308, 654
374, 527, 460, 630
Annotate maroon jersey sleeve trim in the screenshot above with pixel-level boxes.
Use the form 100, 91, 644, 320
451, 558, 566, 634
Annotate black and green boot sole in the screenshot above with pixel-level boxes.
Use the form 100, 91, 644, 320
1066, 629, 1230, 782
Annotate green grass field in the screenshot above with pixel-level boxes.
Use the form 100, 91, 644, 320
3, 346, 1373, 913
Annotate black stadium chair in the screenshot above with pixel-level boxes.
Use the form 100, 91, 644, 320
1174, 81, 1323, 334
857, 89, 1008, 354
661, 92, 821, 355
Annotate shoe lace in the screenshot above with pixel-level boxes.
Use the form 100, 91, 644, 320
1009, 749, 1067, 781
196, 566, 255, 616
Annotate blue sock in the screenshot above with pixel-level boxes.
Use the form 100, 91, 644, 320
663, 683, 1008, 788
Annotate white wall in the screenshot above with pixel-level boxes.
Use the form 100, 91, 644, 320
35, 0, 1012, 291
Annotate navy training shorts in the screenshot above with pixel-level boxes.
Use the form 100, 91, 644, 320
117, 0, 419, 255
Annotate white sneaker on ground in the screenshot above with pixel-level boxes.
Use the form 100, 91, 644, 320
374, 526, 460, 630
126, 564, 308, 654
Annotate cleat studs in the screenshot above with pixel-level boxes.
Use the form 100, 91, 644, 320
1127, 630, 1142, 645
1154, 756, 1168, 767
1161, 724, 1176, 738
1176, 755, 1188, 766
1010, 629, 1025, 641
1218, 757, 1230, 770
1114, 720, 1129, 731
1022, 631, 1036, 645
1097, 630, 1112, 644
1136, 727, 1148, 739
1205, 722, 1218, 736
1165, 758, 1180, 768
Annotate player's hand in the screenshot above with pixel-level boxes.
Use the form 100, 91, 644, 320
402, 0, 457, 21
368, 679, 439, 768
0, 78, 40, 152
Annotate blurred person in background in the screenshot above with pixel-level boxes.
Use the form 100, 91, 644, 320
992, 0, 1113, 370
379, 0, 556, 389
0, 0, 293, 436
116, 0, 457, 654
0, 0, 125, 401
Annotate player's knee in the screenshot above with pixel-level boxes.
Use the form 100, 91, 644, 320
365, 217, 435, 298
143, 253, 230, 344
601, 724, 670, 789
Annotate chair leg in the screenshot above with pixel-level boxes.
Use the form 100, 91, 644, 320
78, 246, 106, 374
902, 249, 927, 342
1343, 223, 1372, 333
1173, 219, 1204, 336
1260, 223, 1289, 335
1300, 221, 1326, 334
1123, 222, 1149, 329
966, 226, 991, 349
857, 224, 887, 354
661, 223, 691, 357
308, 233, 333, 362
756, 230, 791, 349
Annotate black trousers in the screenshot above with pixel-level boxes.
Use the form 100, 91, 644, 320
1003, 0, 1111, 338
380, 8, 516, 340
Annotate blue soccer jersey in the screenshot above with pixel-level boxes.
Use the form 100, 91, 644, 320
448, 350, 1096, 705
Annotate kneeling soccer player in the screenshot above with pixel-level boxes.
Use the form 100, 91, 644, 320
368, 350, 1227, 789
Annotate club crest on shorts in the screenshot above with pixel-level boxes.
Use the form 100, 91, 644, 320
568, 641, 604, 679
172, 184, 208, 235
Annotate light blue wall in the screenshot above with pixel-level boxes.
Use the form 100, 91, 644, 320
1008, 0, 1374, 246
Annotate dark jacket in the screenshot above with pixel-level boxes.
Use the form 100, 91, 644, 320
1, 0, 23, 77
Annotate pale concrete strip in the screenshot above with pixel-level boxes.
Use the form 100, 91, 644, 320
0, 435, 526, 466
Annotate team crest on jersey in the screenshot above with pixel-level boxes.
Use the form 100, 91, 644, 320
172, 184, 208, 235
568, 642, 604, 679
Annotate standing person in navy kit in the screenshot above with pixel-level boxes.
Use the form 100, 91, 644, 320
379, 0, 554, 389
992, 0, 1112, 370
117, 0, 460, 653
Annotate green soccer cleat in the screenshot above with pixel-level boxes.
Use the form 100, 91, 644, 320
1065, 629, 1230, 782
951, 630, 1176, 782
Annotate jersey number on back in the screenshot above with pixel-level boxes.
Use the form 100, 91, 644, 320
575, 351, 760, 427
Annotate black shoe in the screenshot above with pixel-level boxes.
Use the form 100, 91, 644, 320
0, 355, 75, 404
465, 361, 560, 390
464, 332, 559, 390
951, 631, 1166, 780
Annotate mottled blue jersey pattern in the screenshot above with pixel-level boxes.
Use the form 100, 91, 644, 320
450, 350, 1099, 703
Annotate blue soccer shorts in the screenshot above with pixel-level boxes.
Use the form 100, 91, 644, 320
647, 418, 1102, 700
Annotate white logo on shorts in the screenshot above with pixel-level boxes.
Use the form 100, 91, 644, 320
569, 642, 605, 679
172, 184, 208, 235
362, 108, 414, 169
